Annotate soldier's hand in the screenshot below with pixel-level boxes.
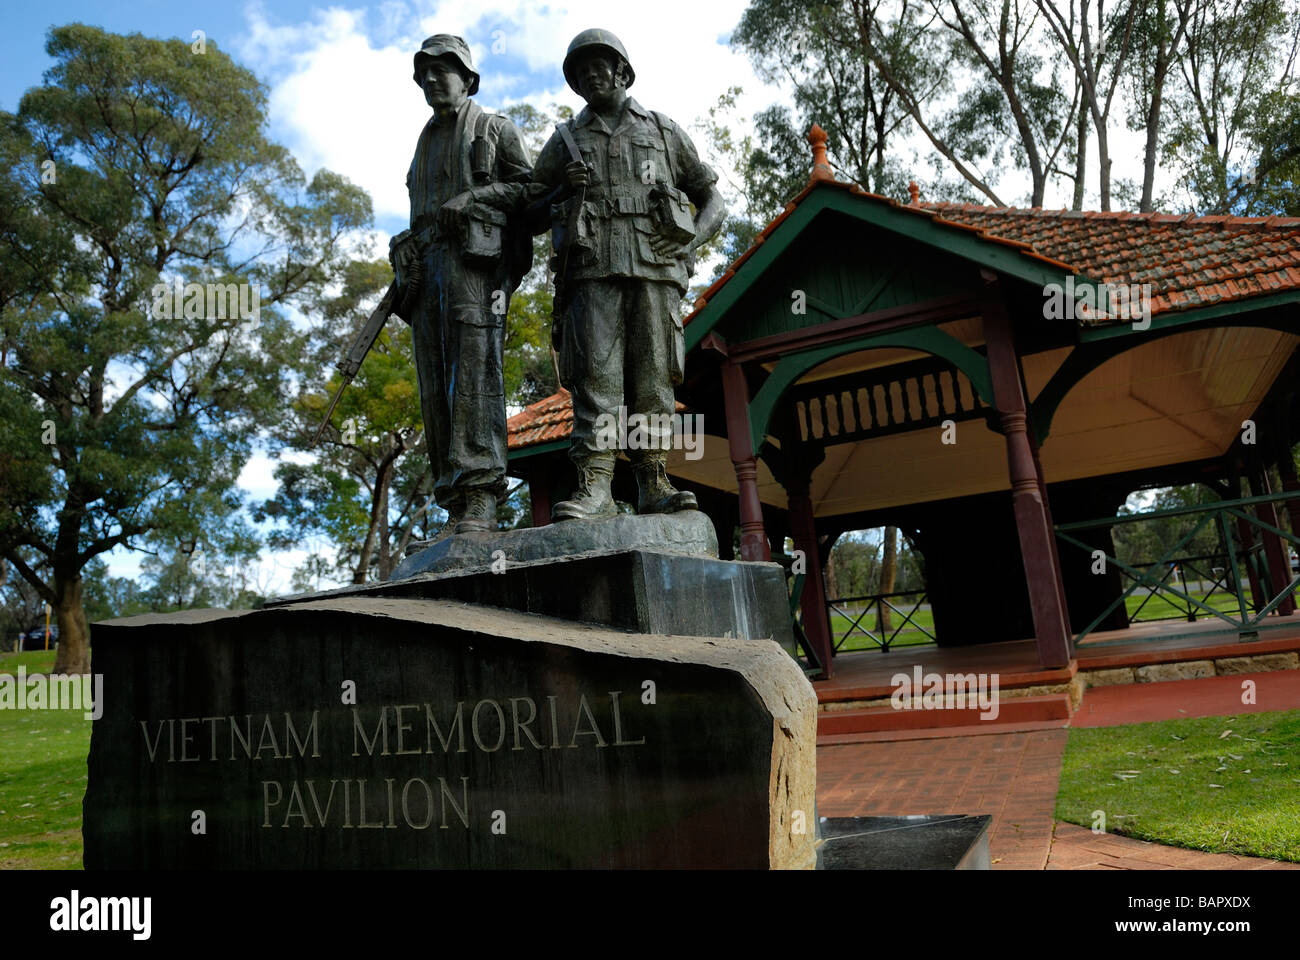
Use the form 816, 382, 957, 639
438, 191, 474, 231
565, 160, 590, 188
650, 232, 694, 259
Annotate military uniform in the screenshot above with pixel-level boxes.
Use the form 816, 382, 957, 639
398, 47, 532, 527
531, 98, 719, 460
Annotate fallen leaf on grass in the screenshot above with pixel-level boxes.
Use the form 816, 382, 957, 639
1219, 730, 1233, 739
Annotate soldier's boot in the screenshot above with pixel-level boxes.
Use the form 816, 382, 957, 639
552, 455, 617, 522
634, 454, 697, 514
455, 488, 498, 534
406, 503, 464, 555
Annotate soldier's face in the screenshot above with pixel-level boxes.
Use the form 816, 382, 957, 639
422, 58, 468, 112
576, 54, 624, 107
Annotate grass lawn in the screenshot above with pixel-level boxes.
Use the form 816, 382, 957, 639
1056, 709, 1300, 862
0, 649, 89, 870
829, 603, 936, 653
1123, 589, 1246, 623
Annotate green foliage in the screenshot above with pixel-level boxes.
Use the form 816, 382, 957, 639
0, 24, 371, 665
259, 258, 427, 584
826, 527, 925, 598
1111, 485, 1226, 568
1162, 0, 1300, 214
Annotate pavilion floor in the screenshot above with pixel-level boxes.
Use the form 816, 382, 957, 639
811, 612, 1300, 741
815, 611, 1300, 701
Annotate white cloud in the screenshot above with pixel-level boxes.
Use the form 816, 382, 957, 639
237, 0, 775, 225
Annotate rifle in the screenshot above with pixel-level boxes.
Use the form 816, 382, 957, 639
311, 280, 399, 446
552, 122, 588, 325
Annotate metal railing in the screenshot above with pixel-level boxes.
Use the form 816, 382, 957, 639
825, 589, 935, 653
1055, 491, 1300, 644
1121, 552, 1243, 624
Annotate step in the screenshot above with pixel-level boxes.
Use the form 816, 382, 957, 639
817, 693, 1072, 736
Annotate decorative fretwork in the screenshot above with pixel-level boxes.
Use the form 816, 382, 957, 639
789, 357, 988, 447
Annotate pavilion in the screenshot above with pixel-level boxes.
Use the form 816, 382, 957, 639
506, 126, 1300, 686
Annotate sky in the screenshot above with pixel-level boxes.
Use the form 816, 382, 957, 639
3, 0, 1163, 596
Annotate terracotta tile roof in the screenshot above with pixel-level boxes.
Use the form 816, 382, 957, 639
510, 182, 1300, 451
907, 201, 1300, 318
685, 181, 1300, 321
508, 390, 691, 454
507, 388, 574, 450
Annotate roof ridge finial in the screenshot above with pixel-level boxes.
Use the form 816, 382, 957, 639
807, 124, 833, 183
908, 180, 919, 205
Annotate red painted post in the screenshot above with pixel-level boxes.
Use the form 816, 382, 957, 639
1030, 435, 1073, 633
528, 468, 551, 529
788, 489, 834, 679
721, 361, 771, 562
982, 275, 1073, 668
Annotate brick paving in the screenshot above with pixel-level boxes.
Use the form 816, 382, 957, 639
817, 730, 1068, 869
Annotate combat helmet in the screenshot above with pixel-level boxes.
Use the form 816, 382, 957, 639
412, 34, 480, 95
562, 29, 635, 93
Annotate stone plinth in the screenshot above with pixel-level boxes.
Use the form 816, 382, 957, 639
389, 511, 718, 580
271, 549, 793, 649
84, 595, 818, 869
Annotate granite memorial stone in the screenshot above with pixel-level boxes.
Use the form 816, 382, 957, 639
83, 597, 817, 869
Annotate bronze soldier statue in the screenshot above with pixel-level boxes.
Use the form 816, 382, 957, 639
391, 35, 534, 540
529, 29, 726, 521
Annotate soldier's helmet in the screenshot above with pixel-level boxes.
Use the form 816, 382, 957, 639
412, 34, 480, 96
562, 29, 635, 93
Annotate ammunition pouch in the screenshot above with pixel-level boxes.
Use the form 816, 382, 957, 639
460, 203, 506, 268
649, 182, 696, 246
551, 197, 596, 266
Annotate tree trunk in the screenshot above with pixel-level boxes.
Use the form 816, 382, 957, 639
51, 575, 91, 675
1073, 100, 1088, 210
1096, 125, 1112, 211
876, 526, 898, 633
376, 471, 392, 581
